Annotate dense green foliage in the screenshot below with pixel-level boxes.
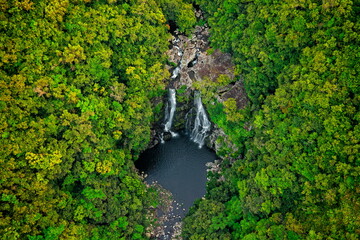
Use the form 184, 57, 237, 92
2, 0, 359, 238
0, 0, 195, 239
158, 0, 197, 34
184, 0, 360, 239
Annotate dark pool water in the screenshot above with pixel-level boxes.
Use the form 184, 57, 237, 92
136, 133, 217, 212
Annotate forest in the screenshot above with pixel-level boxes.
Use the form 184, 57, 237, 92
0, 0, 195, 239
183, 0, 359, 239
1, 0, 359, 239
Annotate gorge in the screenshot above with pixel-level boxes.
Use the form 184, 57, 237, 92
1, 0, 357, 239
136, 87, 216, 238
134, 16, 238, 237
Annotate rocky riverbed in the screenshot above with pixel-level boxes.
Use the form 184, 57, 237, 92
148, 8, 247, 147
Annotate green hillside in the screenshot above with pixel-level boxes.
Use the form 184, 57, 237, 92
0, 0, 194, 239
1, 0, 359, 239
183, 0, 359, 239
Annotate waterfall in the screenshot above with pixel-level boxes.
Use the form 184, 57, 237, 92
187, 52, 199, 68
186, 92, 211, 148
171, 37, 183, 79
174, 46, 183, 56
171, 66, 180, 79
164, 89, 178, 137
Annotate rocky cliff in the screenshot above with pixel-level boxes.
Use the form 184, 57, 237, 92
149, 11, 248, 149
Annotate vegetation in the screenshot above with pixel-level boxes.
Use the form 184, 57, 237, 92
0, 0, 195, 239
1, 0, 359, 239
184, 0, 359, 239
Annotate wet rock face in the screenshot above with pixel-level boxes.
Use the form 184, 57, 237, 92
220, 80, 248, 109
194, 49, 234, 82
149, 10, 248, 148
164, 21, 239, 137
166, 25, 235, 89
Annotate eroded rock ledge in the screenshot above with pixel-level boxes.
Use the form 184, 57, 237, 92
145, 11, 249, 239
148, 11, 248, 150
166, 25, 235, 89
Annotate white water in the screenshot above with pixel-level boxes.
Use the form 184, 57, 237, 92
174, 46, 183, 56
186, 92, 211, 148
171, 67, 180, 79
159, 133, 165, 144
171, 38, 183, 79
164, 89, 177, 133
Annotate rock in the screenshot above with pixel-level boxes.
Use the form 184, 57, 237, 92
219, 79, 248, 109
148, 123, 164, 149
147, 137, 159, 149
163, 132, 172, 141
149, 8, 248, 150
205, 126, 225, 152
191, 49, 235, 83
195, 10, 201, 18
166, 22, 235, 91
205, 124, 241, 157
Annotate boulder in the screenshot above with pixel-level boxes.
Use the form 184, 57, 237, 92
166, 23, 235, 90
163, 132, 172, 141
150, 9, 248, 149
218, 80, 248, 109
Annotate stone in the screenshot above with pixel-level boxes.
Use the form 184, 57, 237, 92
166, 22, 235, 90
220, 80, 248, 109
163, 132, 172, 141
150, 9, 248, 150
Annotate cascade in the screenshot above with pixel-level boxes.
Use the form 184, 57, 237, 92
159, 133, 165, 144
174, 46, 183, 56
186, 92, 211, 148
187, 52, 199, 68
171, 37, 183, 79
171, 67, 180, 79
163, 89, 177, 137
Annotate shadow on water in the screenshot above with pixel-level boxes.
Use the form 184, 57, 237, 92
135, 132, 217, 239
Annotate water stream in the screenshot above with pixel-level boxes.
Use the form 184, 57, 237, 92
164, 89, 176, 133
163, 89, 178, 138
141, 32, 213, 236
136, 89, 215, 238
186, 91, 211, 148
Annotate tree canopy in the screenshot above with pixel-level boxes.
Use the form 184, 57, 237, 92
1, 0, 359, 239
0, 0, 195, 239
184, 0, 359, 239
